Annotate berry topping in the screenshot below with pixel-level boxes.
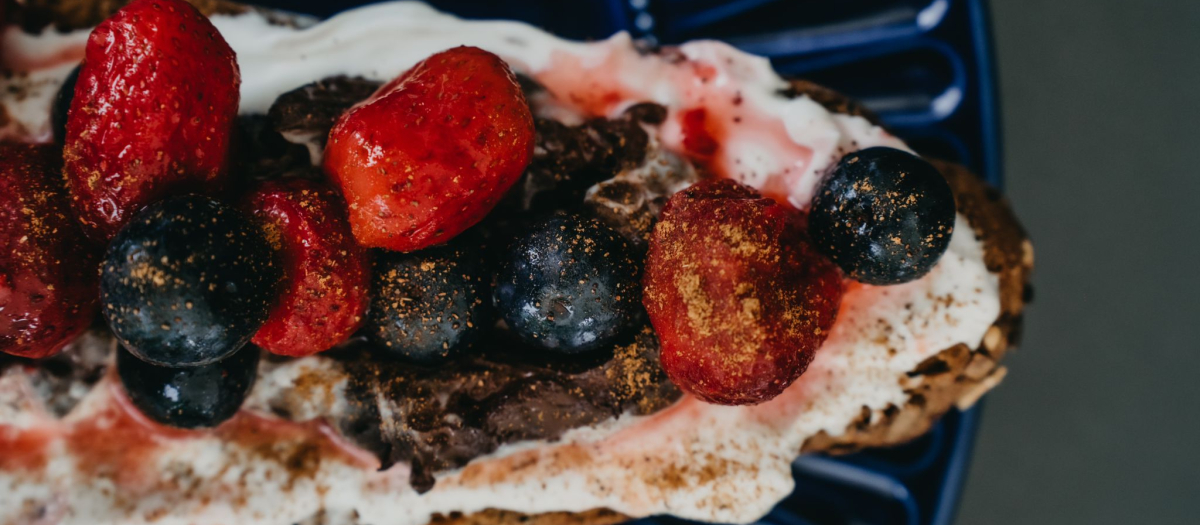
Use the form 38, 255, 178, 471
51, 63, 80, 143
1, 144, 99, 359
242, 179, 370, 357
117, 344, 259, 429
63, 0, 240, 241
100, 196, 280, 367
367, 243, 490, 364
495, 213, 641, 354
809, 147, 956, 285
324, 46, 535, 252
643, 179, 843, 405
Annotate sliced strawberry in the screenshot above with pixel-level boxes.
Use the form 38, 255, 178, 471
242, 178, 370, 357
324, 46, 535, 252
1, 144, 99, 359
643, 179, 844, 405
63, 0, 240, 241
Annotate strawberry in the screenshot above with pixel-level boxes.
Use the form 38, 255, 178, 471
1, 143, 99, 359
241, 178, 370, 357
63, 0, 240, 241
642, 179, 844, 405
324, 46, 534, 252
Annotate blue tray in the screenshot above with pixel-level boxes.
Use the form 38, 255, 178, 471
250, 1, 1002, 523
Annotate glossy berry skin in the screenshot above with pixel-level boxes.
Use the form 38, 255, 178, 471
64, 0, 240, 241
367, 244, 490, 364
643, 179, 843, 405
242, 179, 370, 357
1, 144, 99, 359
809, 147, 955, 285
101, 196, 280, 367
52, 64, 80, 143
495, 213, 641, 354
324, 46, 534, 252
117, 344, 259, 429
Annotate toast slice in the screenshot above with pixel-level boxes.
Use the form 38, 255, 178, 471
0, 2, 1031, 525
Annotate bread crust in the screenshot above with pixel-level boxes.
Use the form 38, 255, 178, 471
430, 509, 631, 525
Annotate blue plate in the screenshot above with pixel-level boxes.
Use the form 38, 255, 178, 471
248, 1, 1002, 523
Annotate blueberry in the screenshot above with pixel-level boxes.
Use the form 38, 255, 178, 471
809, 147, 956, 285
495, 213, 641, 354
101, 195, 280, 367
117, 344, 259, 429
52, 64, 81, 143
367, 244, 491, 364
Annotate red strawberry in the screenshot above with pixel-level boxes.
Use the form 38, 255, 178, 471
1, 143, 99, 359
63, 0, 240, 241
242, 178, 370, 357
642, 179, 844, 405
324, 46, 534, 252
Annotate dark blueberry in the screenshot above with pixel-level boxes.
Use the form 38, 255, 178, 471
117, 344, 259, 429
366, 244, 491, 364
100, 196, 281, 367
494, 213, 641, 354
52, 64, 81, 143
809, 147, 956, 285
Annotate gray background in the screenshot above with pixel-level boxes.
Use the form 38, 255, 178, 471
957, 1, 1199, 523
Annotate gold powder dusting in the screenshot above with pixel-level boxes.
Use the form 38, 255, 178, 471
258, 220, 284, 252
604, 328, 673, 406
675, 272, 715, 337
718, 223, 771, 259
666, 217, 775, 368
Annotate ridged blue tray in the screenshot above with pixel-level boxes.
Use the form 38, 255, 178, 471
251, 1, 1002, 523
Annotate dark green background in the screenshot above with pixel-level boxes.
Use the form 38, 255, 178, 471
958, 1, 1199, 523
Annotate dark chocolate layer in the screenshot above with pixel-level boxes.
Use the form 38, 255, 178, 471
330, 328, 678, 492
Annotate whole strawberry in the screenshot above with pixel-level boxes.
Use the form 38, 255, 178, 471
324, 46, 534, 252
242, 178, 370, 357
63, 0, 240, 241
643, 179, 844, 405
1, 144, 99, 359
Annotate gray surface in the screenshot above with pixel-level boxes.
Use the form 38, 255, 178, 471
957, 1, 1200, 523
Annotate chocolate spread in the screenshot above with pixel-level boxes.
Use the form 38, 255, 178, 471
329, 327, 678, 492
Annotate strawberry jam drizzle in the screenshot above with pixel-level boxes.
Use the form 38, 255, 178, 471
0, 425, 56, 471
535, 43, 814, 204
2, 376, 376, 487
64, 382, 185, 488
680, 108, 719, 158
